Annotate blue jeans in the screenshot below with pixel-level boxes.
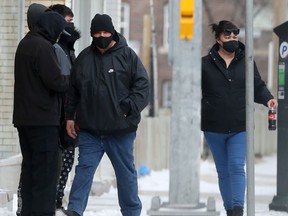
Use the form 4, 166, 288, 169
204, 131, 246, 210
68, 131, 142, 216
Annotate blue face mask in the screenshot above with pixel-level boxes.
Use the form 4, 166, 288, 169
222, 40, 239, 53
92, 35, 113, 49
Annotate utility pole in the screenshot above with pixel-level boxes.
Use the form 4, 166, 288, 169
147, 1, 218, 215
168, 0, 201, 206
245, 0, 255, 216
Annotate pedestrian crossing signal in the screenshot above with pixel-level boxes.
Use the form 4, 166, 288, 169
180, 0, 194, 40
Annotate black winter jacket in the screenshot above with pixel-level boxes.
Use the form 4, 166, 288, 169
13, 11, 69, 126
65, 33, 150, 135
201, 42, 274, 133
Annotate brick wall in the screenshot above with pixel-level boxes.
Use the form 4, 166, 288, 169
0, 0, 21, 159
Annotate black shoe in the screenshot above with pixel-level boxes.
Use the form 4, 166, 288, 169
233, 207, 243, 216
62, 209, 80, 216
226, 209, 233, 216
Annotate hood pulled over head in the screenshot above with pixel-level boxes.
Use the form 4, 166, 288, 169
27, 3, 47, 31
36, 11, 68, 44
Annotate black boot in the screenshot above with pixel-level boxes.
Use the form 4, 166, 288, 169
226, 209, 233, 216
233, 207, 244, 216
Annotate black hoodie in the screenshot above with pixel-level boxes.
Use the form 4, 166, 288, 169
36, 11, 69, 44
13, 11, 69, 126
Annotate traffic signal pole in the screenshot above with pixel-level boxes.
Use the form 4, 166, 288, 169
147, 1, 219, 215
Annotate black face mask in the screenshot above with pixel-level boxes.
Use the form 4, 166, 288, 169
222, 40, 239, 53
92, 35, 113, 49
59, 23, 81, 50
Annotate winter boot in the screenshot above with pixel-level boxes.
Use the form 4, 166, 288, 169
226, 209, 233, 216
233, 207, 244, 216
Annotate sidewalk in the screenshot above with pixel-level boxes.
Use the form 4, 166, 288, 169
82, 154, 282, 216
0, 154, 283, 216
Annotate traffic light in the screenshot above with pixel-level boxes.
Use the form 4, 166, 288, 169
180, 0, 194, 40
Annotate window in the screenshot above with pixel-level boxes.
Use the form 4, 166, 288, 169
120, 3, 130, 41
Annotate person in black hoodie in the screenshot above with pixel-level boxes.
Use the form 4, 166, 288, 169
15, 4, 48, 215
13, 8, 69, 216
60, 14, 149, 216
49, 4, 81, 212
201, 20, 278, 216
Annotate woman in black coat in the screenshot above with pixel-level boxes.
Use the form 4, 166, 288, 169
201, 20, 277, 216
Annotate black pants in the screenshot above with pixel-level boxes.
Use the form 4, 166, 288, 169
17, 126, 61, 216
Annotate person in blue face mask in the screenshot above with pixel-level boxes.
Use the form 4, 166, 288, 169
201, 20, 278, 216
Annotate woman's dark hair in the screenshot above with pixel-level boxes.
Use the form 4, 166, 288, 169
210, 20, 238, 38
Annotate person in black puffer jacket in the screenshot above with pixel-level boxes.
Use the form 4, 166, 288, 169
60, 14, 149, 216
201, 20, 277, 216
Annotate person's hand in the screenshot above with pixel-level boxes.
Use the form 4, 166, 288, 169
267, 99, 278, 109
66, 120, 78, 139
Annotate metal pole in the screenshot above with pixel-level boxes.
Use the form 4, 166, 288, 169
149, 0, 159, 117
168, 0, 201, 207
245, 0, 255, 216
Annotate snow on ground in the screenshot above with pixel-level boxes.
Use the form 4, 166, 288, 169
0, 154, 287, 216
